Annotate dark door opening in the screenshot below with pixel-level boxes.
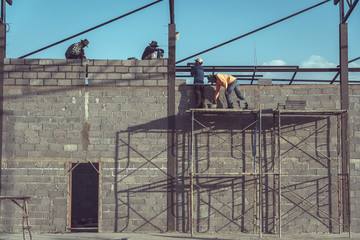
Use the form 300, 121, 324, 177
70, 162, 99, 232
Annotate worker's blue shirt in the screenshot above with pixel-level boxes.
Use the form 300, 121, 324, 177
191, 65, 204, 84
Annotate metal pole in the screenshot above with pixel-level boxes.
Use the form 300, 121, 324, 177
169, 0, 174, 24
1, 0, 4, 23
337, 115, 341, 232
0, 22, 5, 201
258, 106, 262, 238
339, 22, 350, 233
167, 6, 176, 230
253, 113, 258, 172
190, 110, 194, 237
278, 110, 282, 238
272, 112, 276, 235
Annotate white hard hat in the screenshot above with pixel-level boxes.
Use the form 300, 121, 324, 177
195, 58, 203, 63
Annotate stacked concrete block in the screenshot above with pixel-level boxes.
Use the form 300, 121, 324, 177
3, 58, 168, 87
87, 59, 168, 87
0, 161, 69, 233
4, 58, 86, 86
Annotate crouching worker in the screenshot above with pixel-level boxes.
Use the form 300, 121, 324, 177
65, 39, 89, 59
207, 73, 248, 109
142, 41, 164, 60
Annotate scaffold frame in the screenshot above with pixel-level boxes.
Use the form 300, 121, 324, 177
187, 107, 349, 238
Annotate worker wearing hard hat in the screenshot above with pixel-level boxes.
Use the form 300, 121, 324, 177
65, 39, 89, 59
142, 41, 164, 60
207, 73, 248, 109
188, 58, 205, 108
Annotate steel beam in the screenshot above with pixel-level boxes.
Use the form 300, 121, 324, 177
0, 23, 5, 201
339, 23, 350, 232
167, 22, 176, 232
176, 66, 360, 73
341, 0, 359, 23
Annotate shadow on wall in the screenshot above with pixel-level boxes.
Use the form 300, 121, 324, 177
1, 110, 18, 232
177, 84, 223, 113
2, 110, 15, 160
111, 94, 340, 234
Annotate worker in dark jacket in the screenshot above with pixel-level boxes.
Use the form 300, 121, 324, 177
65, 39, 89, 59
188, 58, 205, 108
142, 41, 164, 60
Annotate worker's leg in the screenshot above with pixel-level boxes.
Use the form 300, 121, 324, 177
144, 53, 156, 60
66, 54, 81, 59
233, 83, 246, 101
199, 85, 205, 108
194, 85, 202, 108
226, 81, 238, 108
234, 85, 248, 109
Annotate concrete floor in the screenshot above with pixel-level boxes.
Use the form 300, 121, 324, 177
0, 232, 359, 240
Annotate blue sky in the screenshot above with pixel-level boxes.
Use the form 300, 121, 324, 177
5, 0, 360, 73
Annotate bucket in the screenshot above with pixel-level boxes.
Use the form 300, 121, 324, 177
208, 103, 217, 109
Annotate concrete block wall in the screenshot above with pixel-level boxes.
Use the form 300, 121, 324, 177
0, 58, 359, 235
1, 161, 69, 233
1, 58, 170, 233
3, 58, 168, 87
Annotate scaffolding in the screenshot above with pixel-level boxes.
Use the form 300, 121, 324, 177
187, 107, 349, 238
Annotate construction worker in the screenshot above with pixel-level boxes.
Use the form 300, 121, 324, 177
65, 39, 89, 59
207, 73, 248, 109
187, 58, 205, 108
142, 41, 164, 60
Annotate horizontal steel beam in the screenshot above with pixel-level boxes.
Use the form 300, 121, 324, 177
176, 66, 360, 73
176, 66, 360, 84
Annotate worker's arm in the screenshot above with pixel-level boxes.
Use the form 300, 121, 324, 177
213, 84, 221, 104
190, 66, 195, 77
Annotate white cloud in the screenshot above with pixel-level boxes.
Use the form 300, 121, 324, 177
262, 59, 287, 66
349, 61, 360, 68
349, 62, 360, 81
300, 55, 336, 68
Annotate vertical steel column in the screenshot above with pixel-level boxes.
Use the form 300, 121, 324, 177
0, 0, 4, 23
0, 22, 5, 194
339, 22, 350, 233
167, 0, 176, 229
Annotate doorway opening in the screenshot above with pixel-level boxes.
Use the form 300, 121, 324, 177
70, 162, 99, 232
